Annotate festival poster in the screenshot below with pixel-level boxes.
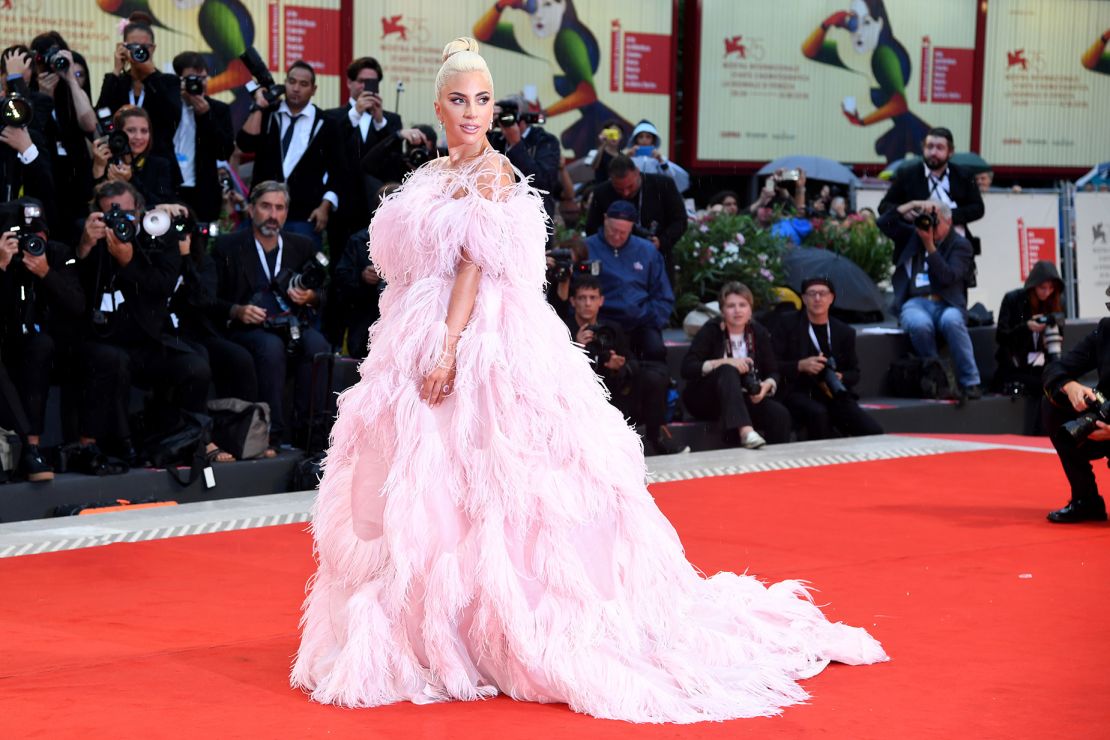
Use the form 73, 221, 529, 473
1074, 192, 1110, 318
693, 0, 976, 166
980, 0, 1110, 168
351, 0, 675, 159
0, 0, 342, 123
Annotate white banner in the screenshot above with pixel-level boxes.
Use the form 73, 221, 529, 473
1074, 192, 1110, 318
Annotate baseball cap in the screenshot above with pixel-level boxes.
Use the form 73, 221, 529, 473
605, 200, 638, 222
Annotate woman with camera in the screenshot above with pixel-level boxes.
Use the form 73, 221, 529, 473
95, 13, 181, 164
92, 105, 175, 207
681, 282, 792, 448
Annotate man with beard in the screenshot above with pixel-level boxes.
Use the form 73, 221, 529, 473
212, 181, 329, 450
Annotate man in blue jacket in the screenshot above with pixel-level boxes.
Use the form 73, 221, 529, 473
586, 200, 674, 362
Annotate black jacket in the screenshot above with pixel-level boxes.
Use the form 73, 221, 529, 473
563, 314, 636, 386
236, 104, 343, 222
681, 319, 781, 388
771, 310, 862, 397
328, 105, 402, 230
96, 71, 182, 164
879, 208, 974, 313
503, 125, 561, 224
183, 97, 235, 221
129, 153, 176, 207
0, 240, 84, 346
211, 229, 323, 330
0, 129, 55, 221
1043, 318, 1110, 398
996, 261, 1066, 373
78, 234, 182, 346
168, 251, 222, 340
877, 161, 984, 231
334, 228, 381, 321
585, 173, 687, 255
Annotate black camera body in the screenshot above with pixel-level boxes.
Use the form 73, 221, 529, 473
0, 201, 47, 258
104, 202, 138, 243
583, 323, 618, 370
263, 312, 304, 356
914, 211, 939, 231
818, 355, 849, 399
1036, 312, 1065, 328
0, 92, 32, 130
545, 248, 601, 284
37, 45, 69, 72
239, 46, 285, 107
404, 143, 434, 170
183, 75, 205, 96
126, 43, 151, 64
275, 252, 330, 294
1060, 390, 1110, 444
107, 130, 131, 166
741, 366, 762, 395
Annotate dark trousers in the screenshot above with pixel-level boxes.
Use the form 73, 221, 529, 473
608, 360, 668, 441
628, 325, 667, 363
185, 335, 258, 401
683, 365, 792, 443
783, 390, 884, 440
1044, 397, 1110, 507
230, 326, 329, 439
346, 313, 375, 360
0, 359, 30, 437
1, 333, 55, 436
79, 339, 212, 441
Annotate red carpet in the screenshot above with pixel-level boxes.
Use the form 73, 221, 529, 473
2, 449, 1109, 739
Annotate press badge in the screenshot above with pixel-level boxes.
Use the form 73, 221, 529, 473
99, 290, 125, 312
914, 272, 931, 289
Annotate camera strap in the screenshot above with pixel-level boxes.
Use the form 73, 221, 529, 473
254, 238, 282, 284
807, 322, 832, 356
128, 85, 146, 108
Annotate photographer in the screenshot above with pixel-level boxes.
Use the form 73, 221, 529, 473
773, 277, 882, 439
334, 182, 398, 359
92, 105, 175, 207
584, 154, 687, 280
213, 181, 329, 449
0, 50, 54, 215
95, 13, 182, 164
0, 197, 84, 481
566, 276, 683, 456
585, 200, 673, 363
681, 282, 791, 448
236, 60, 342, 250
359, 124, 438, 188
624, 119, 689, 195
879, 199, 982, 399
171, 52, 234, 222
1040, 298, 1110, 523
74, 181, 212, 469
490, 94, 561, 227
996, 261, 1065, 434
544, 233, 590, 319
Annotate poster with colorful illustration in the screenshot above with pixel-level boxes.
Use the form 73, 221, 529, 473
0, 0, 342, 122
692, 0, 976, 166
351, 0, 675, 159
980, 0, 1110, 168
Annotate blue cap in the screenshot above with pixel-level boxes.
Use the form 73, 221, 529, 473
605, 200, 638, 222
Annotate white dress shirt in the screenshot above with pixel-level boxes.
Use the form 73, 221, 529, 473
276, 101, 338, 210
345, 98, 388, 143
174, 101, 197, 187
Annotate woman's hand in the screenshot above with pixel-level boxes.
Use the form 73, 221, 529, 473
1028, 316, 1045, 333
421, 360, 457, 407
107, 161, 132, 182
724, 356, 752, 374
1063, 381, 1098, 413
750, 379, 775, 404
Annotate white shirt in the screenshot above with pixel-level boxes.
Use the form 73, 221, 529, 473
345, 98, 388, 143
924, 163, 966, 237
174, 101, 197, 187
276, 101, 338, 210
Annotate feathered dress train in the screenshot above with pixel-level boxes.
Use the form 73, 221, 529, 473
290, 151, 888, 723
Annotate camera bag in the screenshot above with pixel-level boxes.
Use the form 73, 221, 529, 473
143, 411, 213, 486
887, 357, 953, 399
207, 399, 271, 460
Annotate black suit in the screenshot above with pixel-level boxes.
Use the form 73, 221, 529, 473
1041, 318, 1110, 513
878, 161, 984, 231
130, 153, 176, 207
96, 71, 182, 165
212, 228, 329, 442
327, 104, 402, 232
772, 311, 882, 439
236, 104, 343, 223
585, 173, 687, 276
503, 125, 561, 233
680, 320, 792, 443
177, 97, 235, 221
333, 228, 380, 359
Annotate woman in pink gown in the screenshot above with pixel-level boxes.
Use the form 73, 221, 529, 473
291, 37, 887, 723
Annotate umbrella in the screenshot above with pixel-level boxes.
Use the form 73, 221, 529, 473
564, 155, 596, 185
879, 156, 921, 180
1076, 162, 1110, 188
782, 246, 885, 315
949, 152, 991, 175
757, 155, 859, 186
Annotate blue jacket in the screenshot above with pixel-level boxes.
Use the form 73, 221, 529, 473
586, 231, 674, 330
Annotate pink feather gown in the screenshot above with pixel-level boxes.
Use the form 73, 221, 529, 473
290, 150, 888, 723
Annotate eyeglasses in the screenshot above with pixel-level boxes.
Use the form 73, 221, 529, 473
803, 290, 832, 299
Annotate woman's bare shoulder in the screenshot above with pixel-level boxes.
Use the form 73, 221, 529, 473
472, 150, 517, 200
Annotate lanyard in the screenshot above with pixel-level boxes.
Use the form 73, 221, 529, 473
129, 85, 146, 108
807, 321, 832, 355
255, 238, 282, 283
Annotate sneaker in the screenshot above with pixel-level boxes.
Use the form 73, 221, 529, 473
20, 444, 54, 482
741, 430, 766, 449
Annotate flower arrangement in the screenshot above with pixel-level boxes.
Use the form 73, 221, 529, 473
801, 214, 894, 285
672, 212, 788, 318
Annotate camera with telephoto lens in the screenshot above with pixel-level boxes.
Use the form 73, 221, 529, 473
914, 211, 939, 231
1037, 312, 1065, 362
238, 46, 285, 107
404, 142, 434, 169
1060, 390, 1110, 444
0, 201, 47, 258
263, 312, 304, 356
0, 92, 32, 130
545, 248, 601, 284
125, 43, 151, 64
583, 323, 618, 370
818, 355, 849, 399
36, 45, 69, 73
103, 202, 138, 243
740, 366, 762, 395
183, 75, 205, 95
275, 252, 329, 294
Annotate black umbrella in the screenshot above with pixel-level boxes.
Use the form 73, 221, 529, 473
782, 246, 885, 316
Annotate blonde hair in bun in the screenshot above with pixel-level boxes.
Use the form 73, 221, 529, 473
435, 36, 492, 95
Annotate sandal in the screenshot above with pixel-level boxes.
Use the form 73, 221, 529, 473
205, 443, 236, 464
